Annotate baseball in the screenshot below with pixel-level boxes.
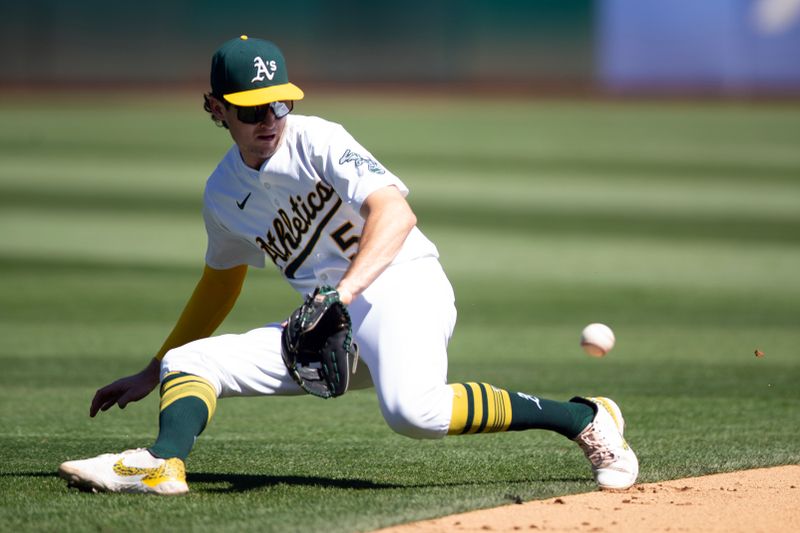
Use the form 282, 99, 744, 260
580, 323, 615, 357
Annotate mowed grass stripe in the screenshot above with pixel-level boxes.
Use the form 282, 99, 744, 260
4, 161, 800, 219
3, 190, 797, 247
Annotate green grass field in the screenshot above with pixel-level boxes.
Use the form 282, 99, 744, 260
1, 92, 799, 532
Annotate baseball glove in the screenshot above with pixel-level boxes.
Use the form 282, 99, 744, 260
281, 286, 359, 399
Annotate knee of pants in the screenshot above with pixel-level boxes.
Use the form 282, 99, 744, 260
160, 346, 190, 373
159, 345, 222, 396
380, 391, 450, 440
159, 348, 180, 373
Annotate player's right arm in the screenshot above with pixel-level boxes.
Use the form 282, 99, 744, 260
89, 264, 248, 417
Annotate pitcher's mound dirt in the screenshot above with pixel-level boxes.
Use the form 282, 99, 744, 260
377, 465, 800, 532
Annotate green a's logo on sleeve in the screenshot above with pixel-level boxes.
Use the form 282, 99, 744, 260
339, 149, 385, 174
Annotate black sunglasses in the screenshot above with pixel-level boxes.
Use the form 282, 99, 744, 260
235, 101, 294, 124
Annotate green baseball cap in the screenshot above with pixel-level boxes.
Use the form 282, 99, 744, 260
210, 35, 304, 106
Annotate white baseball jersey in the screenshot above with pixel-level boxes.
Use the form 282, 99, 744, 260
203, 114, 439, 294
164, 113, 457, 439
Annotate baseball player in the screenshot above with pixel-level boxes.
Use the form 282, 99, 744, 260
58, 36, 638, 495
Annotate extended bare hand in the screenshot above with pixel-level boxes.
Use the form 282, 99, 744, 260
89, 358, 161, 417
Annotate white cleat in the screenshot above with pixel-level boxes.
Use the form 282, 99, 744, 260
58, 448, 188, 495
573, 397, 639, 490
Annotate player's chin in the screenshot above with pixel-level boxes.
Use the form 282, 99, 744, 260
252, 137, 279, 156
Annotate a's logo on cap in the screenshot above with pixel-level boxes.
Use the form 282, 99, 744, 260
252, 57, 277, 83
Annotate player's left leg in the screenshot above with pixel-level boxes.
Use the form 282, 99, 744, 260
447, 383, 593, 438
353, 258, 637, 490
446, 385, 638, 490
348, 257, 456, 439
352, 258, 593, 439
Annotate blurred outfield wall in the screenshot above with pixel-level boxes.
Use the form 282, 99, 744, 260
0, 0, 593, 86
2, 0, 798, 93
599, 0, 800, 93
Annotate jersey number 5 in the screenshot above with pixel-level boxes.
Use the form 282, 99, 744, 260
331, 221, 359, 260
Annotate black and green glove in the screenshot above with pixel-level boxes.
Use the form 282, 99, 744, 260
281, 286, 359, 399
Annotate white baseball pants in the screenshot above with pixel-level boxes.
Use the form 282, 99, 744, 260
161, 257, 457, 439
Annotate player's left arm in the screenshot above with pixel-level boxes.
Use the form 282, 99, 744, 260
336, 185, 416, 304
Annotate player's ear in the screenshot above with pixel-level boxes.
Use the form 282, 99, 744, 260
208, 95, 227, 121
203, 93, 230, 129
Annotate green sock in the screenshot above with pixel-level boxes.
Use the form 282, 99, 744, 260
149, 372, 217, 461
448, 383, 595, 439
507, 393, 595, 439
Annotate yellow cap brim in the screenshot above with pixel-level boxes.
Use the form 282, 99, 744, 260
223, 82, 304, 106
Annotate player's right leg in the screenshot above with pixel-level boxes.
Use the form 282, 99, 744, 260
350, 258, 637, 490
58, 367, 223, 494
58, 448, 189, 495
59, 324, 357, 494
57, 370, 216, 495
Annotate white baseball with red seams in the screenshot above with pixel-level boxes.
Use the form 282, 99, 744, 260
580, 323, 615, 357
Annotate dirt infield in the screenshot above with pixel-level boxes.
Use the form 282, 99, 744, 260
377, 465, 800, 532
